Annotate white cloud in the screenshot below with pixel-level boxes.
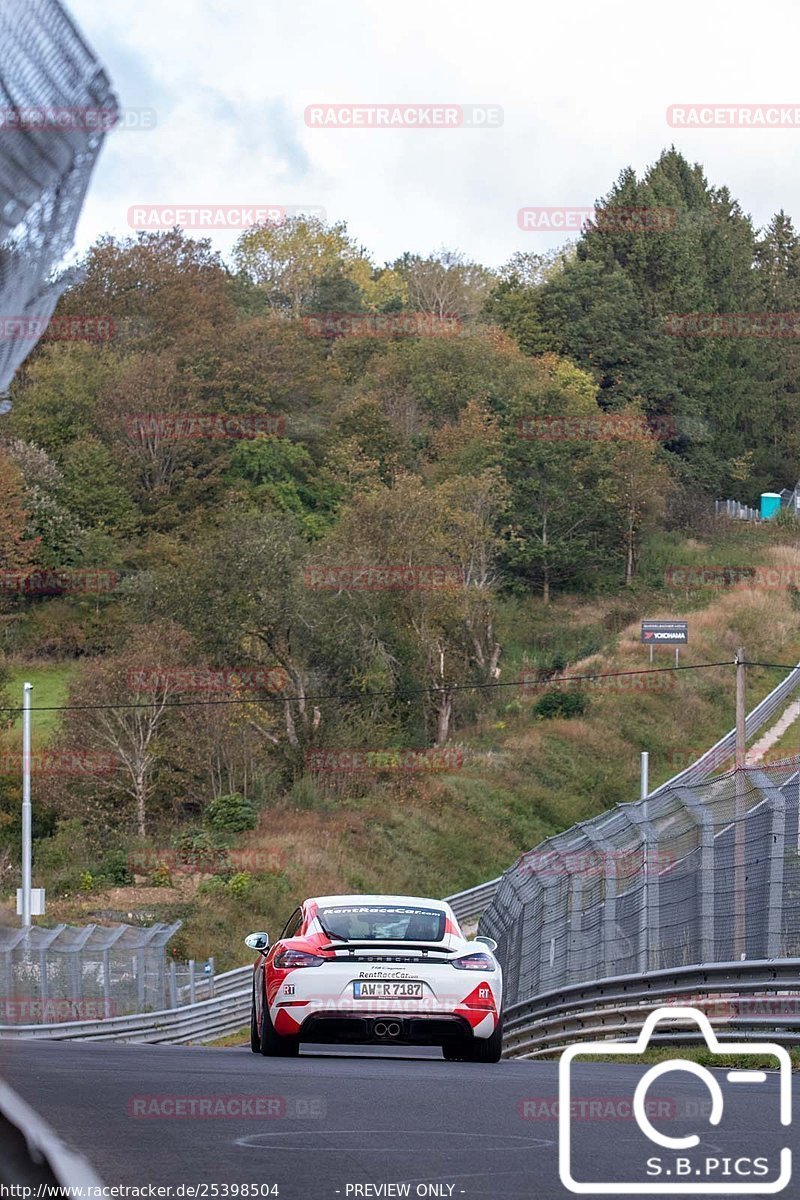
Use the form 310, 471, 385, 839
68, 0, 800, 268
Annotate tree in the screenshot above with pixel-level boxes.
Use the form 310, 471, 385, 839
0, 449, 38, 569
233, 217, 370, 315
393, 250, 494, 320
51, 622, 195, 838
596, 406, 674, 585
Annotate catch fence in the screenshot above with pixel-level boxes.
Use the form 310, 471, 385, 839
0, 921, 182, 1021
481, 763, 800, 1008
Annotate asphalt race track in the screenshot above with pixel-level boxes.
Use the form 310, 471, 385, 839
1, 1039, 797, 1199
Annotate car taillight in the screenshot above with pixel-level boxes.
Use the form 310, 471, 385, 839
452, 952, 495, 971
274, 949, 324, 969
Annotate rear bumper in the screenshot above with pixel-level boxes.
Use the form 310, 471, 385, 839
298, 1011, 475, 1045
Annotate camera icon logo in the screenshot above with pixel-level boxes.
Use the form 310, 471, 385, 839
558, 1005, 792, 1194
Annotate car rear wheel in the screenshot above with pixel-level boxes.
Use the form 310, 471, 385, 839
257, 980, 300, 1057
249, 991, 260, 1053
442, 1015, 503, 1063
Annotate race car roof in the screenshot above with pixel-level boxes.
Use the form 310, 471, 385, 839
307, 894, 450, 911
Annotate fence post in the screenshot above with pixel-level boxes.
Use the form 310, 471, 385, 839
207, 957, 215, 1000
677, 789, 715, 963
102, 949, 112, 1018
169, 960, 177, 1009
748, 770, 786, 957
188, 959, 196, 1005
582, 826, 618, 979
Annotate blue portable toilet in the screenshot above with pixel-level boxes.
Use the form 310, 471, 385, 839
760, 492, 782, 520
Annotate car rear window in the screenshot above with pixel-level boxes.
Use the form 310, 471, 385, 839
318, 904, 446, 941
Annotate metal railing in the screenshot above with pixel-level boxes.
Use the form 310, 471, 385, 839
715, 499, 760, 521
502, 957, 800, 1058
648, 658, 800, 796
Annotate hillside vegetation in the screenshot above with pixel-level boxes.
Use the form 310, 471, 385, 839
2, 148, 800, 966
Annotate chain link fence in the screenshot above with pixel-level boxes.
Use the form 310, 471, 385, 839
481, 763, 800, 1008
0, 922, 183, 1021
0, 0, 117, 395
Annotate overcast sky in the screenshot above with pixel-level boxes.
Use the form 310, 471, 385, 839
68, 0, 800, 269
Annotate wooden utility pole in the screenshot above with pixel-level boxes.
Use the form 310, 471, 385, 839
734, 648, 746, 958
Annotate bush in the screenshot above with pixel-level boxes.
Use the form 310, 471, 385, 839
176, 828, 230, 872
148, 862, 173, 888
99, 849, 133, 886
204, 793, 257, 834
533, 690, 588, 720
227, 872, 253, 899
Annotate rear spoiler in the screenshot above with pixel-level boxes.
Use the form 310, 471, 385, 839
326, 942, 457, 954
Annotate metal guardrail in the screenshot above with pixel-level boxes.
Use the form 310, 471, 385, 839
0, 1078, 104, 1186
502, 958, 800, 1058
0, 986, 252, 1044
445, 878, 501, 923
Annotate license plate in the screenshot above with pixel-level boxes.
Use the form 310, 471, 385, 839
353, 981, 423, 998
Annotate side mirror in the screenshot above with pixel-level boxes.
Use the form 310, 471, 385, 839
474, 935, 498, 952
244, 931, 269, 952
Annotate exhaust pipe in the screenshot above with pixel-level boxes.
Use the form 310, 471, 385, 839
374, 1021, 401, 1038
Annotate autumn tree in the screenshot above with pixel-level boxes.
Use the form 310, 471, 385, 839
0, 449, 38, 569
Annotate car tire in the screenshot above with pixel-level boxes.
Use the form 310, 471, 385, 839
250, 988, 260, 1054
257, 979, 300, 1057
443, 1015, 503, 1063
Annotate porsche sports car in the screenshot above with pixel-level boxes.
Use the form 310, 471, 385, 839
246, 893, 503, 1061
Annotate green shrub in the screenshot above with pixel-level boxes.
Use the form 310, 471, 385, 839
176, 828, 230, 872
99, 849, 133, 886
204, 793, 257, 834
227, 872, 253, 899
533, 690, 588, 720
148, 862, 173, 888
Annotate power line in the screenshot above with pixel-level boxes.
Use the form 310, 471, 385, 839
0, 660, 736, 714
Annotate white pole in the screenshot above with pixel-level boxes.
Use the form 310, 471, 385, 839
640, 751, 649, 800
21, 681, 32, 928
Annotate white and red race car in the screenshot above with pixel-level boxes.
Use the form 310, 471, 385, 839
246, 893, 503, 1061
